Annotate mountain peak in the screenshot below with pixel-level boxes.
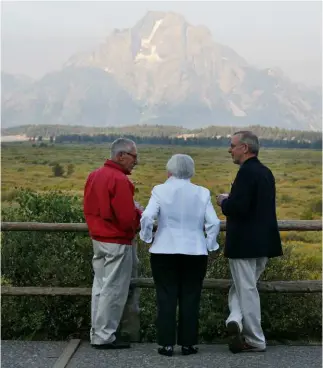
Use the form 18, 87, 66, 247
2, 12, 321, 130
132, 11, 187, 45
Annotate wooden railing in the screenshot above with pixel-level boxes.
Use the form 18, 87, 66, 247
1, 220, 322, 232
1, 220, 322, 295
1, 220, 322, 341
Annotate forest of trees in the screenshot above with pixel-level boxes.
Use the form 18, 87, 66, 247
55, 133, 322, 149
2, 123, 322, 142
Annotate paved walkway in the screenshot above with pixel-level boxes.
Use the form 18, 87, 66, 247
2, 341, 322, 368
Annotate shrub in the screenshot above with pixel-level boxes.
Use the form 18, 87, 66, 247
1, 190, 322, 341
52, 163, 65, 177
1, 190, 92, 340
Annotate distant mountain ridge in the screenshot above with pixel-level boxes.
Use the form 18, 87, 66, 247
1, 11, 322, 130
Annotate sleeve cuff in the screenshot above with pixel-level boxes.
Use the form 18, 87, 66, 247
207, 242, 220, 252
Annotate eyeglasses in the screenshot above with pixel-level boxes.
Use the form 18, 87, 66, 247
123, 152, 138, 160
230, 143, 246, 149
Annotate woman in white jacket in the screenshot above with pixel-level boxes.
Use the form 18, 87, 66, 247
140, 154, 221, 357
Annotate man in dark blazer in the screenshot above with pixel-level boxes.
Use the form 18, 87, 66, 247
216, 131, 283, 354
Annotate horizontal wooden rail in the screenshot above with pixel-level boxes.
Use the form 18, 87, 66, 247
1, 279, 321, 295
1, 220, 322, 232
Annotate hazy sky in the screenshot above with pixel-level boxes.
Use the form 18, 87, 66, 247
1, 1, 322, 87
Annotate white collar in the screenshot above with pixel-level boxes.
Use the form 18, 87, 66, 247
166, 176, 191, 183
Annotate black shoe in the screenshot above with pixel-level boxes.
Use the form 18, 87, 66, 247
227, 321, 244, 354
181, 346, 199, 356
158, 346, 173, 357
91, 340, 131, 349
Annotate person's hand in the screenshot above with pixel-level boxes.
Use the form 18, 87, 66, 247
134, 201, 144, 212
216, 193, 229, 206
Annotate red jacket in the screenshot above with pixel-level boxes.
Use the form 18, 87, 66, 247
83, 160, 141, 245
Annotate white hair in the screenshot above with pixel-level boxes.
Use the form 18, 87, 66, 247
166, 154, 195, 179
110, 138, 136, 158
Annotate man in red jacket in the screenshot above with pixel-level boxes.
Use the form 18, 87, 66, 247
84, 138, 142, 349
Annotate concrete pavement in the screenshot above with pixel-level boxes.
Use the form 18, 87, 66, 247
1, 340, 322, 368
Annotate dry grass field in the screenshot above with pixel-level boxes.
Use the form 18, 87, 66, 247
2, 142, 322, 271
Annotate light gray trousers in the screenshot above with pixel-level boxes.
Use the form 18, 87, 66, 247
90, 239, 136, 345
226, 257, 268, 349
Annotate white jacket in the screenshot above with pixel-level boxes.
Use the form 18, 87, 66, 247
139, 177, 221, 255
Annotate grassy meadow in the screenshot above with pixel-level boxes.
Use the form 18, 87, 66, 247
1, 141, 322, 341
1, 142, 322, 274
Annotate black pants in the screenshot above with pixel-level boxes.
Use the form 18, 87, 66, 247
150, 253, 208, 346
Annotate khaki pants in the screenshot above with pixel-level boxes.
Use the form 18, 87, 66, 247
226, 257, 268, 349
90, 240, 133, 345
119, 240, 140, 340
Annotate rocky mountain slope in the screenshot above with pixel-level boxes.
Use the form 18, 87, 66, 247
1, 11, 321, 130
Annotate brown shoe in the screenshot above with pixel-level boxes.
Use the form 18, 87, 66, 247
234, 341, 266, 353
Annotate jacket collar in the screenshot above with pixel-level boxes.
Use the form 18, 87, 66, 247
104, 159, 131, 175
241, 156, 259, 167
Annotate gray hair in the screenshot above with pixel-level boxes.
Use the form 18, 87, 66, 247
234, 131, 259, 156
110, 138, 136, 158
166, 154, 195, 179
